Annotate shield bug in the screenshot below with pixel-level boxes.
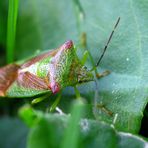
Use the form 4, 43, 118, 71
0, 18, 120, 109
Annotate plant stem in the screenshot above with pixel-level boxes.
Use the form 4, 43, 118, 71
6, 0, 19, 63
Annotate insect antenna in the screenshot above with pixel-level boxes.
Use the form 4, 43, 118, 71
96, 17, 120, 67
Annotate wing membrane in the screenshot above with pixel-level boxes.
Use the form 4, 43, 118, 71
17, 71, 48, 90
0, 64, 19, 96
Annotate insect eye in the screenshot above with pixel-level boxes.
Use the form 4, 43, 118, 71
82, 66, 87, 70
78, 80, 83, 83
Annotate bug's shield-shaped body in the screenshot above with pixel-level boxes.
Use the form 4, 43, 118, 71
0, 40, 94, 98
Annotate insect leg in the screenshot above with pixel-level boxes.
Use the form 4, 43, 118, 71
96, 104, 113, 116
96, 70, 110, 79
93, 78, 113, 116
49, 92, 62, 112
31, 94, 50, 104
74, 86, 81, 99
80, 34, 110, 79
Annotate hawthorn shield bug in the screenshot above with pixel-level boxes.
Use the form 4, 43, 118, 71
0, 18, 120, 111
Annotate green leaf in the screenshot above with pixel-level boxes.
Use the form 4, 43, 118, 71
0, 117, 28, 148
81, 0, 148, 134
7, 0, 19, 63
61, 100, 85, 148
19, 107, 147, 148
0, 0, 7, 47
19, 104, 40, 127
15, 0, 78, 59
3, 0, 148, 133
118, 132, 148, 148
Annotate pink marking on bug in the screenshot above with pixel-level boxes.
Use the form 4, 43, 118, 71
62, 40, 73, 50
49, 82, 60, 94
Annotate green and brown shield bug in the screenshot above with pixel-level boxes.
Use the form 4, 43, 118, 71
0, 17, 120, 111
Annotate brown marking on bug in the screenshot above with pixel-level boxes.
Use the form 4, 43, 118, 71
17, 71, 48, 90
0, 64, 20, 96
21, 49, 59, 68
0, 41, 74, 96
21, 41, 73, 69
47, 61, 61, 94
50, 41, 74, 71
45, 40, 75, 90
19, 41, 73, 90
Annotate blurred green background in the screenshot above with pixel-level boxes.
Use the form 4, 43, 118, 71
0, 0, 148, 147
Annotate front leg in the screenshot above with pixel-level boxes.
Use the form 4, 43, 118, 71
96, 70, 110, 79
94, 79, 113, 117
96, 103, 113, 116
49, 92, 62, 112
80, 32, 111, 79
74, 86, 81, 99
32, 94, 50, 104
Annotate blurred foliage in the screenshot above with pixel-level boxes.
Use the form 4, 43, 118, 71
0, 0, 148, 148
19, 104, 147, 148
0, 117, 28, 148
6, 0, 19, 63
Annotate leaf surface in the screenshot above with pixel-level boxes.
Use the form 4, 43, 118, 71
19, 106, 148, 148
2, 0, 148, 133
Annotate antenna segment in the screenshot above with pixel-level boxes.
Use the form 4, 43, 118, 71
96, 17, 120, 67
